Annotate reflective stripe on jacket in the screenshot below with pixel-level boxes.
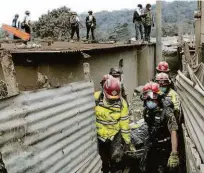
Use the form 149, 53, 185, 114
94, 91, 130, 144
166, 89, 180, 111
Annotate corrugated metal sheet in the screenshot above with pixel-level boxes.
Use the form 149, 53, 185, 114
0, 81, 102, 173
182, 124, 204, 173
176, 71, 204, 167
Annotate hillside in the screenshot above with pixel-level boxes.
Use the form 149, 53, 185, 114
32, 1, 197, 41
80, 1, 196, 40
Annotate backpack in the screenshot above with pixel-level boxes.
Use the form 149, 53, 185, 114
70, 16, 78, 25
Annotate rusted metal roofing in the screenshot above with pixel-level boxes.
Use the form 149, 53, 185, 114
0, 81, 102, 173
1, 42, 155, 54
176, 71, 204, 163
182, 124, 204, 173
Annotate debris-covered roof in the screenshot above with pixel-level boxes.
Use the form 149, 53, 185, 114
1, 41, 155, 54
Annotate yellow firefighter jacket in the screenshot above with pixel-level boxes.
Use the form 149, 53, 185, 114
166, 89, 180, 111
94, 91, 130, 144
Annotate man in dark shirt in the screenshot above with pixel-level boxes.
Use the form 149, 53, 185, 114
12, 14, 20, 39
86, 11, 96, 41
133, 4, 144, 40
141, 82, 179, 173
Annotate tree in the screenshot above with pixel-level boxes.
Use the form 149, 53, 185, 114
32, 6, 72, 40
109, 23, 130, 41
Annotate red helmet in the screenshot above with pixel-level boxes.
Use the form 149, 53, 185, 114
142, 82, 160, 100
156, 73, 170, 86
156, 61, 170, 72
103, 77, 121, 100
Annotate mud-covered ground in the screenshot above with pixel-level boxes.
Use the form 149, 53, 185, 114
129, 89, 144, 122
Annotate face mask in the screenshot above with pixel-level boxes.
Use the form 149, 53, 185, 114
146, 101, 157, 110
160, 87, 167, 93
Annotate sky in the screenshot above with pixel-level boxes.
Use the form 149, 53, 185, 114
0, 0, 192, 25
0, 0, 158, 25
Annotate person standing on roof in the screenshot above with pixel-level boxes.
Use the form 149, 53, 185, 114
94, 77, 135, 173
141, 82, 179, 173
12, 14, 20, 39
22, 11, 31, 41
70, 12, 80, 41
133, 4, 144, 41
86, 11, 96, 41
12, 14, 20, 29
143, 4, 154, 43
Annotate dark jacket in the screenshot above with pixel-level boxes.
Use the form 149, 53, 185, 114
12, 18, 20, 28
133, 11, 142, 23
86, 15, 96, 28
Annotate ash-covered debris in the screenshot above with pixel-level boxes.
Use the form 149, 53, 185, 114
16, 43, 42, 49
0, 153, 7, 173
130, 119, 148, 148
0, 80, 8, 99
129, 86, 144, 121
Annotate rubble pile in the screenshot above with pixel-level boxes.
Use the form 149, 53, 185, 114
129, 86, 144, 121
16, 43, 42, 49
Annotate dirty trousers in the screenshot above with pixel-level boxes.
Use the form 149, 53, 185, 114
98, 133, 124, 173
135, 21, 144, 40
146, 142, 172, 173
144, 25, 151, 42
86, 26, 95, 40
71, 24, 80, 41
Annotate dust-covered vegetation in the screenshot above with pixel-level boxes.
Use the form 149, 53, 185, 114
32, 7, 72, 40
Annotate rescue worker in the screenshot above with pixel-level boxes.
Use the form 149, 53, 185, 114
141, 82, 179, 173
156, 73, 185, 173
70, 12, 80, 41
109, 67, 128, 103
86, 11, 96, 40
156, 61, 170, 75
12, 14, 20, 39
22, 11, 31, 43
155, 73, 180, 122
133, 4, 144, 40
94, 77, 135, 173
143, 4, 154, 43
153, 61, 175, 90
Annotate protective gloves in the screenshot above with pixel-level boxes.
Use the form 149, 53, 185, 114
168, 152, 179, 168
129, 143, 137, 152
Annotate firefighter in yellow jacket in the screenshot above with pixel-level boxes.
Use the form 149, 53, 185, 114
155, 73, 181, 122
94, 77, 134, 173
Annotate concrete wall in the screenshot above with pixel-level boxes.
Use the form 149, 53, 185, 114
8, 45, 155, 101
201, 1, 204, 43
88, 48, 138, 99
12, 53, 84, 90
137, 45, 155, 86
